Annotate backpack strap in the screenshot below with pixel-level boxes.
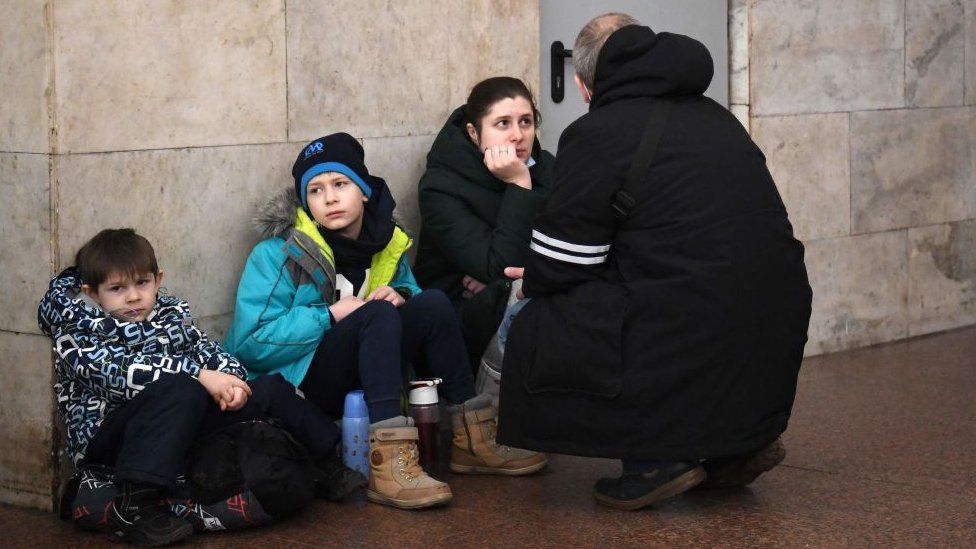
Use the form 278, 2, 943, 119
611, 100, 674, 220
281, 230, 338, 304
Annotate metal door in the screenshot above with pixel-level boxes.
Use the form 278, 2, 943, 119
539, 1, 728, 152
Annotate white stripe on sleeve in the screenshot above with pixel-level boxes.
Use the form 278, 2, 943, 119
531, 230, 610, 254
530, 242, 607, 265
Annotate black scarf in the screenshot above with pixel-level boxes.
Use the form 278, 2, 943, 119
317, 183, 395, 296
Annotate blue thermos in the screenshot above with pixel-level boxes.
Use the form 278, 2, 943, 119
341, 390, 370, 477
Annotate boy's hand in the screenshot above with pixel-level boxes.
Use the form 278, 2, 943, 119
198, 369, 251, 411
329, 296, 366, 321
484, 145, 531, 189
366, 286, 405, 307
224, 386, 249, 412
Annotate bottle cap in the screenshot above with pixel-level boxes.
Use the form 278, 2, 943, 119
408, 378, 441, 405
343, 390, 368, 418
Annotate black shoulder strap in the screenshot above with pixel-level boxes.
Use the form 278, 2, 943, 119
611, 100, 674, 219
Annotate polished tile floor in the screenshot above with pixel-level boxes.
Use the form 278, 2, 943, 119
2, 326, 975, 547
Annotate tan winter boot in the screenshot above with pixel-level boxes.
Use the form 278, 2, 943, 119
450, 395, 548, 476
367, 418, 452, 509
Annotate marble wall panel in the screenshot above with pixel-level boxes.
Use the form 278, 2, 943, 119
53, 0, 287, 153
751, 0, 904, 115
56, 143, 297, 319
730, 104, 750, 132
0, 153, 51, 333
287, 0, 452, 141
752, 113, 850, 241
0, 0, 50, 153
851, 107, 976, 233
362, 134, 436, 251
804, 231, 908, 356
908, 220, 976, 336
0, 332, 53, 510
195, 313, 234, 344
446, 0, 541, 110
967, 0, 976, 104
728, 0, 749, 105
905, 0, 965, 107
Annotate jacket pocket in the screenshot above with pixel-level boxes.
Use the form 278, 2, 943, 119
521, 281, 628, 398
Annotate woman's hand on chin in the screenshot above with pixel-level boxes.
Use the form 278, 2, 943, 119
483, 144, 531, 189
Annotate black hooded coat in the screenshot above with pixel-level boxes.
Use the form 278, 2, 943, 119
415, 107, 555, 369
496, 26, 812, 460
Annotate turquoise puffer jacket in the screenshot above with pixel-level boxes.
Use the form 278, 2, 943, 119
224, 188, 420, 386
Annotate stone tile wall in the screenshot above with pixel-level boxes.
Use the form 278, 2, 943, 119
0, 0, 539, 509
6, 0, 973, 510
741, 0, 976, 355
0, 0, 54, 510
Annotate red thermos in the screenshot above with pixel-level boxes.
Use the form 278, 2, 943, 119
407, 378, 442, 478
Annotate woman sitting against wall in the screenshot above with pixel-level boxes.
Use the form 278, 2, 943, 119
414, 77, 555, 372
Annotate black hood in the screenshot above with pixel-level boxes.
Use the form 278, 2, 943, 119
590, 25, 713, 110
361, 174, 397, 226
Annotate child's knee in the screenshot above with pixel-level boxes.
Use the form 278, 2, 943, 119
151, 372, 210, 408
359, 299, 400, 322
411, 289, 454, 317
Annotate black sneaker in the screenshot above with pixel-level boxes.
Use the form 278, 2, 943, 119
698, 437, 786, 489
106, 501, 193, 547
593, 461, 705, 510
314, 454, 367, 501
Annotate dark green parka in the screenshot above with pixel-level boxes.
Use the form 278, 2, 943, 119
415, 106, 555, 365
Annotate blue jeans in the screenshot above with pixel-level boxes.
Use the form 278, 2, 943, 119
496, 297, 532, 353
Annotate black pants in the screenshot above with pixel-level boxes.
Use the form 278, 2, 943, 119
82, 373, 339, 490
299, 289, 476, 422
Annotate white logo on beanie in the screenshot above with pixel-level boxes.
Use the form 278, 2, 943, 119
304, 141, 324, 158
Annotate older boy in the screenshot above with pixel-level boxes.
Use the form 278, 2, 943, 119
39, 228, 363, 547
226, 133, 548, 510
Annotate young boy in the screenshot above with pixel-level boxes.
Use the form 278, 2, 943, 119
38, 228, 364, 547
225, 133, 547, 510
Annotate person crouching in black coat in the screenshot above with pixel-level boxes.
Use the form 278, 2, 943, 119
496, 13, 812, 510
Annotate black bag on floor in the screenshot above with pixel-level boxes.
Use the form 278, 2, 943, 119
63, 420, 316, 532
67, 467, 273, 532
187, 420, 317, 518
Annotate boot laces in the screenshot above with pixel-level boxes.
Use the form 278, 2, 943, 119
485, 419, 513, 453
396, 442, 421, 481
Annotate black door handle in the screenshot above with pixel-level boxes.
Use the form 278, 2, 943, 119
550, 41, 573, 103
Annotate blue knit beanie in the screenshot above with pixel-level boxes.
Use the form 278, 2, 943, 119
292, 133, 372, 209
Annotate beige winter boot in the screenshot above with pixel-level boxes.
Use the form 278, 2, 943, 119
367, 418, 452, 509
450, 395, 548, 475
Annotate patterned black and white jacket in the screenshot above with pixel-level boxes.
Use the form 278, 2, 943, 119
37, 267, 246, 464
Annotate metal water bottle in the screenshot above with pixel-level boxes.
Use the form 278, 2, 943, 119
341, 390, 370, 477
408, 378, 442, 477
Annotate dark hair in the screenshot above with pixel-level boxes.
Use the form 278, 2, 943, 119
75, 228, 159, 287
464, 76, 541, 134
